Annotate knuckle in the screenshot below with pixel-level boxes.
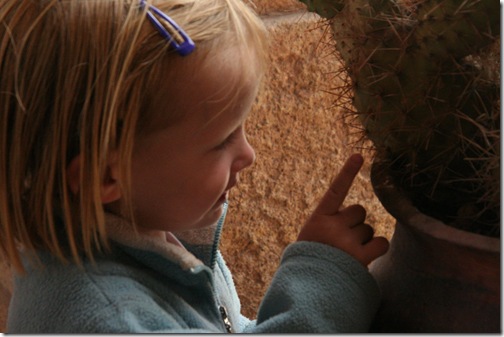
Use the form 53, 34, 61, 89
341, 204, 367, 222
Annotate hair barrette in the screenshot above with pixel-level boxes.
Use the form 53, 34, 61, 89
139, 0, 195, 56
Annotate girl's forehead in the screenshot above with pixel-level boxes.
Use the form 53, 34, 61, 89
187, 48, 261, 126
140, 44, 261, 136
202, 45, 261, 97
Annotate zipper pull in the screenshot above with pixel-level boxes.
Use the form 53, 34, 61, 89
219, 305, 233, 333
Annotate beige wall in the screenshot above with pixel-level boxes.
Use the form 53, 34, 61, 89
0, 0, 395, 331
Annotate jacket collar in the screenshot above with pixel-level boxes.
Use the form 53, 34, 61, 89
105, 203, 228, 272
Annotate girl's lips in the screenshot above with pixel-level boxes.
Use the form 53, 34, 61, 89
217, 191, 228, 203
219, 180, 236, 203
217, 179, 235, 204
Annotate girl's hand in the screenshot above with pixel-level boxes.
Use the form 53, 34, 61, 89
297, 154, 389, 266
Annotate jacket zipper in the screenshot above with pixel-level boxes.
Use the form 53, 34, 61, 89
199, 266, 233, 333
219, 305, 233, 333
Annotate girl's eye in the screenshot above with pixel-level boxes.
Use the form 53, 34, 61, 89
215, 129, 239, 151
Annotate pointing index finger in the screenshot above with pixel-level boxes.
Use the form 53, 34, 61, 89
315, 154, 364, 216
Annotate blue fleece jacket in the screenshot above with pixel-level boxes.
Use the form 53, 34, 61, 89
7, 204, 381, 333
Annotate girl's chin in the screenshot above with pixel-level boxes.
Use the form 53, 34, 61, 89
173, 195, 229, 230
201, 197, 228, 225
193, 207, 224, 230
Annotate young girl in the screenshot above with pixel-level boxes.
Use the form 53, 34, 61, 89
0, 0, 389, 333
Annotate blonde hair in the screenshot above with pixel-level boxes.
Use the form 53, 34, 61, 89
0, 0, 267, 272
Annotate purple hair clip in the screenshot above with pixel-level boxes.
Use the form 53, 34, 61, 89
139, 0, 195, 56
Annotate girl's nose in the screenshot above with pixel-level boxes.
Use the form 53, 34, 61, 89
233, 137, 255, 173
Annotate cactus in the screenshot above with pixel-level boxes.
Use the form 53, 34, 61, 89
300, 0, 500, 236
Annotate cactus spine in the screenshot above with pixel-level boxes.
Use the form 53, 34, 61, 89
300, 0, 500, 236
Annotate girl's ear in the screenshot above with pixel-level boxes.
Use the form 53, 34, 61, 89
66, 154, 122, 204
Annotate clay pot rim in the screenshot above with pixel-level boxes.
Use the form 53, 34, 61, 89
370, 161, 500, 253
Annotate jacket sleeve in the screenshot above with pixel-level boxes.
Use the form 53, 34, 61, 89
243, 241, 381, 333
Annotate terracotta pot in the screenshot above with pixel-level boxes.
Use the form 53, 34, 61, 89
369, 162, 500, 333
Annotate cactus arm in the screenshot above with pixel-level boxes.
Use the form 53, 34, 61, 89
415, 0, 500, 60
301, 0, 500, 234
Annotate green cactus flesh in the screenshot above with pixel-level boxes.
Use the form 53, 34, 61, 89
300, 0, 500, 236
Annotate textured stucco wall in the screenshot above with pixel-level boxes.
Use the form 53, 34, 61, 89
0, 0, 396, 331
